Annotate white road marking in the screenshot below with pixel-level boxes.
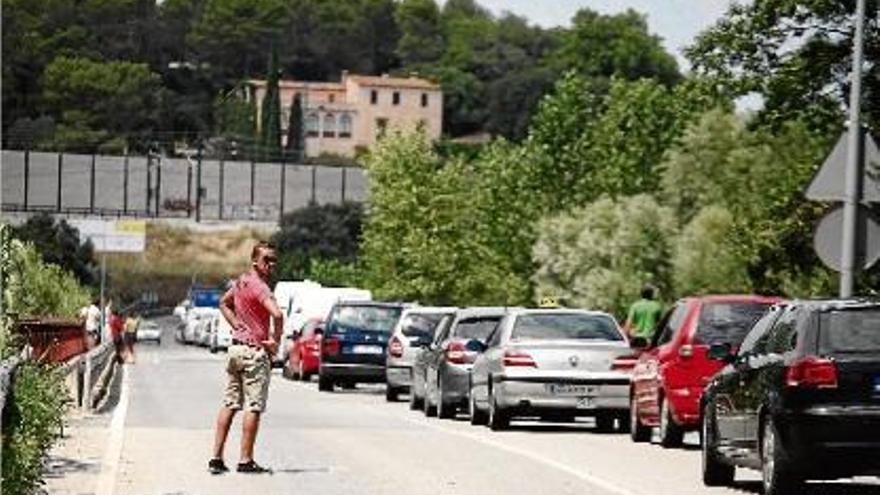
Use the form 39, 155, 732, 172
289, 381, 643, 495
95, 365, 131, 495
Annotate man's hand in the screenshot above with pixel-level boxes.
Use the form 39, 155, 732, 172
261, 339, 279, 355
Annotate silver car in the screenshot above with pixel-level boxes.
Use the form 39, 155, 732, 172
415, 307, 514, 419
469, 309, 634, 431
385, 307, 457, 402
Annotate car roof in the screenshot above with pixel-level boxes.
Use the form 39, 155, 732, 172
508, 308, 617, 318
786, 298, 880, 312
402, 306, 458, 315
334, 300, 409, 309
455, 306, 520, 319
683, 294, 783, 304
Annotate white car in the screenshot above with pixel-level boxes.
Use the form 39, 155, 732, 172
136, 320, 162, 344
209, 313, 233, 353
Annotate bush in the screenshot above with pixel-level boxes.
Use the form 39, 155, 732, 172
1, 362, 68, 495
673, 206, 752, 295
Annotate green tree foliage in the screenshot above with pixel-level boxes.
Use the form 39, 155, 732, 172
659, 109, 836, 296
3, 237, 91, 319
41, 56, 162, 152
552, 9, 680, 87
394, 0, 444, 67
11, 213, 97, 287
361, 131, 526, 305
686, 0, 879, 130
285, 93, 304, 159
532, 195, 677, 318
260, 45, 282, 159
673, 206, 752, 295
272, 202, 364, 281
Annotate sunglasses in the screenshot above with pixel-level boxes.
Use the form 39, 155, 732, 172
260, 256, 278, 264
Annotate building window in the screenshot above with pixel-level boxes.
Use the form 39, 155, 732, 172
339, 114, 353, 138
370, 90, 378, 105
323, 113, 336, 138
421, 93, 428, 107
376, 118, 388, 138
329, 93, 336, 103
306, 113, 319, 137
392, 92, 400, 105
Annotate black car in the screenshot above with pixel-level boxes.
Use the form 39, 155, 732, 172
318, 301, 407, 391
701, 300, 880, 495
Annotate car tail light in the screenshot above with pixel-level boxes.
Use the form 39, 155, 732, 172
786, 356, 838, 389
678, 345, 694, 358
389, 336, 404, 358
611, 354, 638, 372
445, 341, 477, 365
322, 336, 340, 356
503, 349, 536, 367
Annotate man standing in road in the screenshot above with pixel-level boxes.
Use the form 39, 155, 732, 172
623, 285, 663, 342
209, 241, 282, 474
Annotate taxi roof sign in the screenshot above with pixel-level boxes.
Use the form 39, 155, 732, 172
538, 296, 560, 308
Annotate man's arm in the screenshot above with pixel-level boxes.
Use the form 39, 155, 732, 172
261, 296, 284, 353
219, 289, 241, 330
623, 304, 636, 338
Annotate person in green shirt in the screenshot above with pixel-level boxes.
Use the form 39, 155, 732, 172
624, 285, 663, 341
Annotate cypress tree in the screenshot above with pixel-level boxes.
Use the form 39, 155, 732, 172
285, 93, 304, 162
260, 44, 282, 160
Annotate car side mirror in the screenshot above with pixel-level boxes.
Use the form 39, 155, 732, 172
629, 337, 649, 350
707, 343, 735, 363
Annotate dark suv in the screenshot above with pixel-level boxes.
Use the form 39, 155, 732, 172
701, 300, 880, 495
318, 301, 406, 391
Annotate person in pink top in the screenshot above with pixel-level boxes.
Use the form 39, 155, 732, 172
209, 241, 283, 474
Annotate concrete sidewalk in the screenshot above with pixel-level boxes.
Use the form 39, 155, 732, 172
43, 410, 112, 495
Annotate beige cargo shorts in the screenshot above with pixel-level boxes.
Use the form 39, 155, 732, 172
223, 344, 271, 412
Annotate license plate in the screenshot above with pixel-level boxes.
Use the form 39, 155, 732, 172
351, 345, 383, 355
576, 397, 595, 409
546, 384, 597, 396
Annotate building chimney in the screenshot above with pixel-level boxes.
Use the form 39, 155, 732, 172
341, 70, 349, 82
409, 71, 419, 79
381, 73, 389, 79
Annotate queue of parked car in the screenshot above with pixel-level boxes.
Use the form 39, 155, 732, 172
281, 292, 880, 495
172, 280, 879, 495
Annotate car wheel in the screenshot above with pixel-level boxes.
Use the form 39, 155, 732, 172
209, 340, 218, 354
630, 394, 651, 442
469, 385, 487, 425
386, 387, 399, 402
595, 412, 615, 433
423, 389, 437, 417
488, 389, 509, 431
436, 376, 456, 419
409, 387, 423, 411
702, 403, 735, 487
761, 417, 802, 495
616, 412, 630, 433
156, 338, 161, 346
318, 374, 334, 392
659, 397, 684, 448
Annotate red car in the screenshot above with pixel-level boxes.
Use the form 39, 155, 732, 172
284, 318, 324, 381
629, 295, 780, 447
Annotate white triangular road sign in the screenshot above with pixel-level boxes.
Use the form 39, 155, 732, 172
805, 130, 880, 203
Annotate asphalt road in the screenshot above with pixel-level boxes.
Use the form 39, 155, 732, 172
109, 317, 880, 495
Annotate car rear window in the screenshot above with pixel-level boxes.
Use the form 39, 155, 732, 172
329, 305, 401, 333
400, 313, 445, 339
819, 309, 880, 353
453, 317, 501, 341
695, 302, 772, 346
512, 313, 622, 341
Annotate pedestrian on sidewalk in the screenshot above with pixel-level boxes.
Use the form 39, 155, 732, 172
623, 285, 663, 343
109, 308, 125, 363
123, 312, 139, 363
80, 298, 102, 348
209, 241, 283, 475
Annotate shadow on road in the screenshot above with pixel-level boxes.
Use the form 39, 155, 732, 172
43, 455, 100, 478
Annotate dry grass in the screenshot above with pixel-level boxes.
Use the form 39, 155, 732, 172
105, 223, 272, 306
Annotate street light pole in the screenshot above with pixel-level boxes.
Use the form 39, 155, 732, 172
840, 0, 866, 298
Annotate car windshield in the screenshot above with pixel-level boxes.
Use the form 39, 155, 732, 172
819, 309, 880, 353
695, 302, 772, 346
453, 317, 502, 341
400, 313, 446, 339
330, 306, 401, 333
512, 313, 622, 341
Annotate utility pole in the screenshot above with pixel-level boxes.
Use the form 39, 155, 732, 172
840, 0, 866, 298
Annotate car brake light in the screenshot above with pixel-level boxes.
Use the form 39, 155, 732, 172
611, 354, 638, 372
678, 345, 693, 358
322, 336, 340, 356
389, 336, 404, 358
503, 349, 536, 367
445, 341, 477, 365
786, 356, 838, 389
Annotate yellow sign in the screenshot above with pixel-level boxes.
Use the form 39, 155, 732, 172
539, 296, 560, 308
